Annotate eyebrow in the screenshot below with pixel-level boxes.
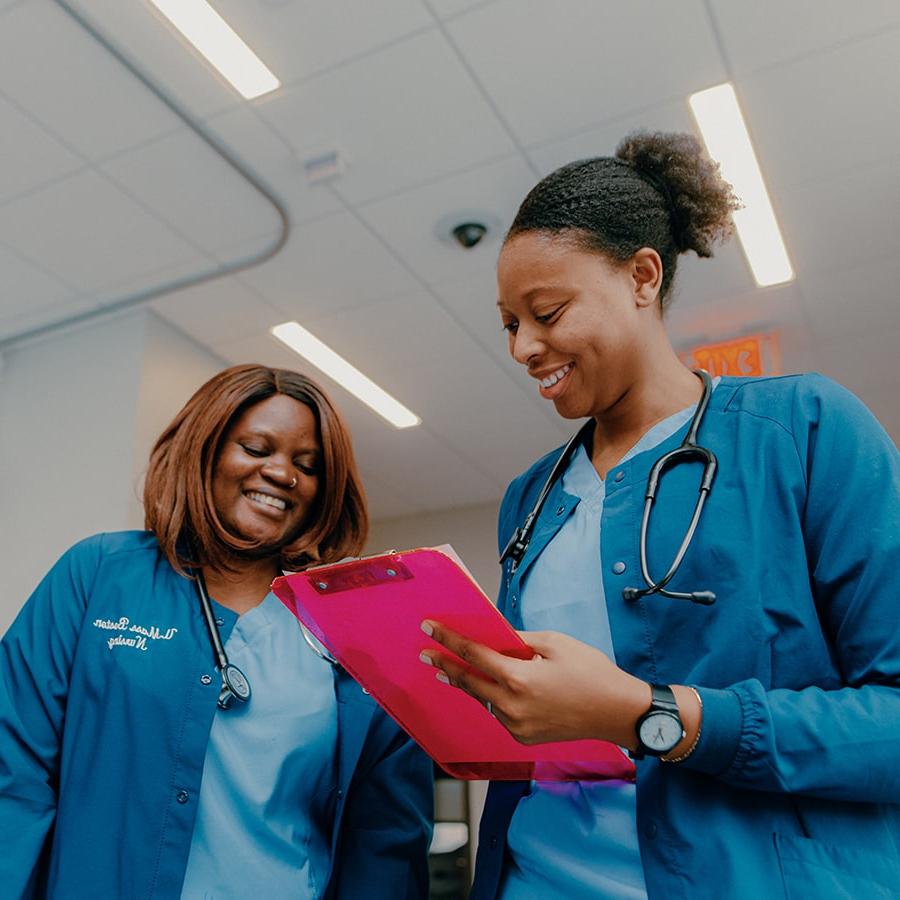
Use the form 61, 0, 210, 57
239, 428, 319, 451
496, 285, 568, 307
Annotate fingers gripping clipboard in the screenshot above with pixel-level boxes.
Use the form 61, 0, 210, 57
272, 547, 635, 782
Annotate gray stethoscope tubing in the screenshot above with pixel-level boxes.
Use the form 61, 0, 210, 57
500, 369, 718, 606
194, 569, 339, 710
298, 620, 339, 666
622, 368, 717, 605
194, 569, 252, 710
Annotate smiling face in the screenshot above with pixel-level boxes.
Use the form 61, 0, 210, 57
497, 231, 662, 421
211, 393, 321, 554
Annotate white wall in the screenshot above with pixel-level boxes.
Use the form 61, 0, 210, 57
0, 309, 222, 633
129, 312, 227, 526
366, 500, 503, 603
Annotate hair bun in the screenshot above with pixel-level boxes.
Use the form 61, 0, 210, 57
615, 131, 739, 257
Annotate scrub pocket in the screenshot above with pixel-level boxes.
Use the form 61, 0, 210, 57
774, 832, 900, 899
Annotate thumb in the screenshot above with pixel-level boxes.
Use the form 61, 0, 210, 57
515, 629, 560, 658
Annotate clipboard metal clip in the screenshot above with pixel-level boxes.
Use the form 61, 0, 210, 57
308, 557, 414, 595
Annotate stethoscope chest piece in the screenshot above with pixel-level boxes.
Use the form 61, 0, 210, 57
219, 663, 252, 709
193, 568, 254, 711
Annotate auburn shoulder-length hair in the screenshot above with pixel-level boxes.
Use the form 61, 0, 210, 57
144, 364, 368, 576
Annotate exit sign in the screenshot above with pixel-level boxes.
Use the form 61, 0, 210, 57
682, 332, 781, 377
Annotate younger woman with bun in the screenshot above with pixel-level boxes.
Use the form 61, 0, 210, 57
420, 132, 900, 898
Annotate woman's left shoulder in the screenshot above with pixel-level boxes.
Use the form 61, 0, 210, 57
718, 373, 885, 436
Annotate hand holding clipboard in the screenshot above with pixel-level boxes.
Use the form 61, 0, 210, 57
273, 547, 634, 782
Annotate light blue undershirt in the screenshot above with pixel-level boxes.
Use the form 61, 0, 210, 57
180, 592, 338, 900
500, 401, 704, 900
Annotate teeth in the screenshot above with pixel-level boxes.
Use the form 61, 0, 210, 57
540, 364, 572, 389
246, 491, 287, 511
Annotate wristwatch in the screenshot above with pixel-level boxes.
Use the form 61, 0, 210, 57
634, 684, 684, 758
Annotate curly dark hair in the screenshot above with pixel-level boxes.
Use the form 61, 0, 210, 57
506, 131, 740, 308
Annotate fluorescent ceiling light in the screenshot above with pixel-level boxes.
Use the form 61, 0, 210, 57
271, 322, 421, 430
689, 83, 794, 287
149, 0, 279, 100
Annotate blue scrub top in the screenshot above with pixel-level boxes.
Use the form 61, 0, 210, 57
180, 592, 338, 899
501, 402, 702, 900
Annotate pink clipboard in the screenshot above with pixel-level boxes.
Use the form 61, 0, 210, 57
272, 547, 635, 782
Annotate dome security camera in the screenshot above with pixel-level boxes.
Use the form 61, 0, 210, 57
451, 222, 488, 249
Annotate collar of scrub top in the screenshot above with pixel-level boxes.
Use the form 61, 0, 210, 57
501, 369, 718, 605
500, 422, 592, 574
194, 567, 339, 712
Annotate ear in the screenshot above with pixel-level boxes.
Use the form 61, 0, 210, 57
630, 248, 664, 308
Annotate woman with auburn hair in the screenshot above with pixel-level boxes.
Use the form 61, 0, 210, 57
0, 364, 433, 899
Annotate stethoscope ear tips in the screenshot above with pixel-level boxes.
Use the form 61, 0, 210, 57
622, 587, 642, 602
690, 591, 717, 606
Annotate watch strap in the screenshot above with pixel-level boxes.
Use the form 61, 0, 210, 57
649, 683, 679, 713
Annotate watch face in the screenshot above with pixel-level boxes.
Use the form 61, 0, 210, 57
639, 712, 682, 753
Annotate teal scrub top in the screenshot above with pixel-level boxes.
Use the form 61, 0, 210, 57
180, 592, 338, 899
500, 403, 700, 899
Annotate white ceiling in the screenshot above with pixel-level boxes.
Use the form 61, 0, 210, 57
1, 0, 898, 520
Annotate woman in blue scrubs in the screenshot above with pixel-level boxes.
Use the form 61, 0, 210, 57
0, 364, 433, 898
421, 132, 900, 898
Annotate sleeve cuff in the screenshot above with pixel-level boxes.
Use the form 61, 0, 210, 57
679, 685, 743, 775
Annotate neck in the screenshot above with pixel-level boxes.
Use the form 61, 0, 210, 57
202, 555, 281, 616
591, 341, 702, 477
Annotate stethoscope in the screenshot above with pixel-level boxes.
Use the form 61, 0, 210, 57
500, 369, 718, 606
194, 569, 339, 711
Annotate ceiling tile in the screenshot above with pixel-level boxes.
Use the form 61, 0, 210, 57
0, 94, 85, 207
710, 0, 900, 76
797, 252, 900, 346
101, 128, 283, 257
256, 30, 516, 204
210, 228, 285, 267
210, 328, 504, 512
666, 280, 808, 351
238, 212, 420, 315
203, 106, 343, 226
346, 415, 505, 511
214, 0, 432, 88
0, 244, 78, 336
354, 467, 420, 520
446, 0, 726, 146
429, 267, 566, 419
380, 353, 574, 485
526, 98, 696, 175
91, 256, 221, 309
778, 158, 899, 281
357, 154, 535, 285
151, 276, 285, 347
431, 267, 524, 371
67, 0, 243, 120
428, 0, 497, 19
299, 290, 489, 378
668, 241, 757, 313
0, 295, 98, 343
0, 170, 205, 294
0, 2, 179, 160
737, 30, 900, 192
815, 327, 900, 401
